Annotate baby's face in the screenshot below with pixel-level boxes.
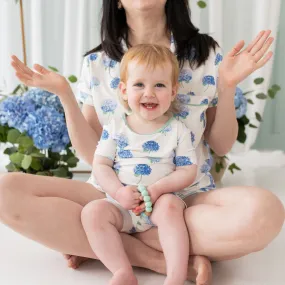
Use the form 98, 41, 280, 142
121, 61, 176, 121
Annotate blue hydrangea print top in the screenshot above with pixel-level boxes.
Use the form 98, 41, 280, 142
92, 115, 197, 188
77, 36, 223, 192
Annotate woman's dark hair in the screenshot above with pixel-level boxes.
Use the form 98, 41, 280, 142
85, 0, 219, 68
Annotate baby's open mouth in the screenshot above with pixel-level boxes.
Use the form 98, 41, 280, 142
141, 103, 158, 109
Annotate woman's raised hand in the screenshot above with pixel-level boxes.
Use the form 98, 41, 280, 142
11, 55, 70, 97
218, 30, 274, 88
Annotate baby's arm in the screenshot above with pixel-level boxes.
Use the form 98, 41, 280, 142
147, 164, 197, 203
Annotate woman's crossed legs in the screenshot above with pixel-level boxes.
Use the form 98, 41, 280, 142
0, 173, 284, 283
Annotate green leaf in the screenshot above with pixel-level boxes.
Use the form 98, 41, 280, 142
243, 91, 254, 96
30, 158, 43, 171
11, 84, 22, 94
7, 129, 21, 143
48, 66, 59, 72
67, 157, 79, 168
256, 93, 267, 99
68, 75, 78, 83
255, 112, 263, 122
215, 162, 221, 173
36, 171, 52, 176
31, 152, 45, 158
238, 115, 250, 125
4, 147, 18, 155
268, 89, 276, 99
5, 162, 18, 172
51, 167, 68, 178
21, 155, 32, 170
17, 136, 34, 149
254, 78, 264, 85
228, 163, 241, 174
272, 84, 281, 92
197, 1, 207, 8
249, 124, 258, 128
247, 99, 254, 104
10, 152, 25, 166
237, 125, 246, 143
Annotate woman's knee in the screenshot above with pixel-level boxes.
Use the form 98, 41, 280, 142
0, 173, 25, 221
238, 186, 284, 250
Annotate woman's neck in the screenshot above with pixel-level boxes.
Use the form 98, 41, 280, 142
126, 10, 170, 48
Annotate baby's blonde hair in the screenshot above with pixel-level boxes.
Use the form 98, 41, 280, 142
118, 44, 180, 114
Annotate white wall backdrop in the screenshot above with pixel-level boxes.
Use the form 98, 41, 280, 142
0, 0, 281, 152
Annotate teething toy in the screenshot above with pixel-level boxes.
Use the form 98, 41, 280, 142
136, 185, 153, 216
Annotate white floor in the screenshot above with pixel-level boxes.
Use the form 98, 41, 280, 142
0, 150, 284, 285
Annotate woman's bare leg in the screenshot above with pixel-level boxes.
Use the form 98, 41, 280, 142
135, 186, 285, 262
0, 173, 163, 273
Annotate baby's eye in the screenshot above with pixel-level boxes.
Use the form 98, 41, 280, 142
134, 83, 144, 87
156, 83, 165, 88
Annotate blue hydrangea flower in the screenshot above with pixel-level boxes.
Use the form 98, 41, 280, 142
149, 157, 161, 164
173, 156, 193, 166
101, 99, 117, 114
177, 94, 190, 104
234, 87, 247, 118
110, 77, 120, 89
178, 69, 192, 83
89, 53, 98, 61
103, 57, 117, 68
118, 149, 133, 158
90, 77, 100, 88
101, 129, 109, 140
200, 99, 209, 105
200, 162, 211, 173
187, 91, 195, 96
174, 105, 190, 120
202, 75, 215, 90
129, 227, 137, 234
114, 134, 128, 149
215, 53, 223, 65
134, 164, 152, 176
190, 131, 195, 144
0, 88, 70, 152
200, 112, 206, 128
142, 141, 160, 153
210, 97, 218, 106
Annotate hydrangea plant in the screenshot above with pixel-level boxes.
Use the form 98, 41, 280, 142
213, 78, 281, 175
0, 84, 79, 178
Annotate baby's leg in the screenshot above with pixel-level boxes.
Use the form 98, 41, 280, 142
81, 200, 137, 285
151, 194, 189, 285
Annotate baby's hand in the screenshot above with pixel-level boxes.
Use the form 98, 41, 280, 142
11, 55, 70, 98
115, 185, 142, 210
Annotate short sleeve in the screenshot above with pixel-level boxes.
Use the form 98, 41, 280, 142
95, 120, 117, 161
76, 55, 94, 106
208, 47, 223, 108
174, 121, 197, 167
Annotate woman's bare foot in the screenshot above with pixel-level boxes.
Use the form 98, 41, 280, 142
63, 254, 90, 269
187, 255, 212, 285
109, 269, 138, 285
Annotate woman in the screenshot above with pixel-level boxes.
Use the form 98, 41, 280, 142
2, 0, 284, 284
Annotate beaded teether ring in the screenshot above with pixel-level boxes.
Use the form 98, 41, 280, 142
137, 185, 153, 216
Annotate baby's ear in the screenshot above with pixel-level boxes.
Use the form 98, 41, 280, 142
119, 82, 127, 100
171, 83, 178, 101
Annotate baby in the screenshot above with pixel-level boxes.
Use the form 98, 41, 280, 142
81, 44, 198, 285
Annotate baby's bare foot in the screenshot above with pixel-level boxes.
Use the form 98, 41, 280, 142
109, 269, 138, 285
187, 255, 212, 285
63, 254, 90, 269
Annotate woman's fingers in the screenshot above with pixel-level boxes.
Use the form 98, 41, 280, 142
254, 37, 274, 62
246, 30, 266, 52
11, 55, 34, 76
33, 64, 50, 75
15, 72, 34, 86
228, 40, 245, 57
249, 30, 272, 56
256, 51, 273, 69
